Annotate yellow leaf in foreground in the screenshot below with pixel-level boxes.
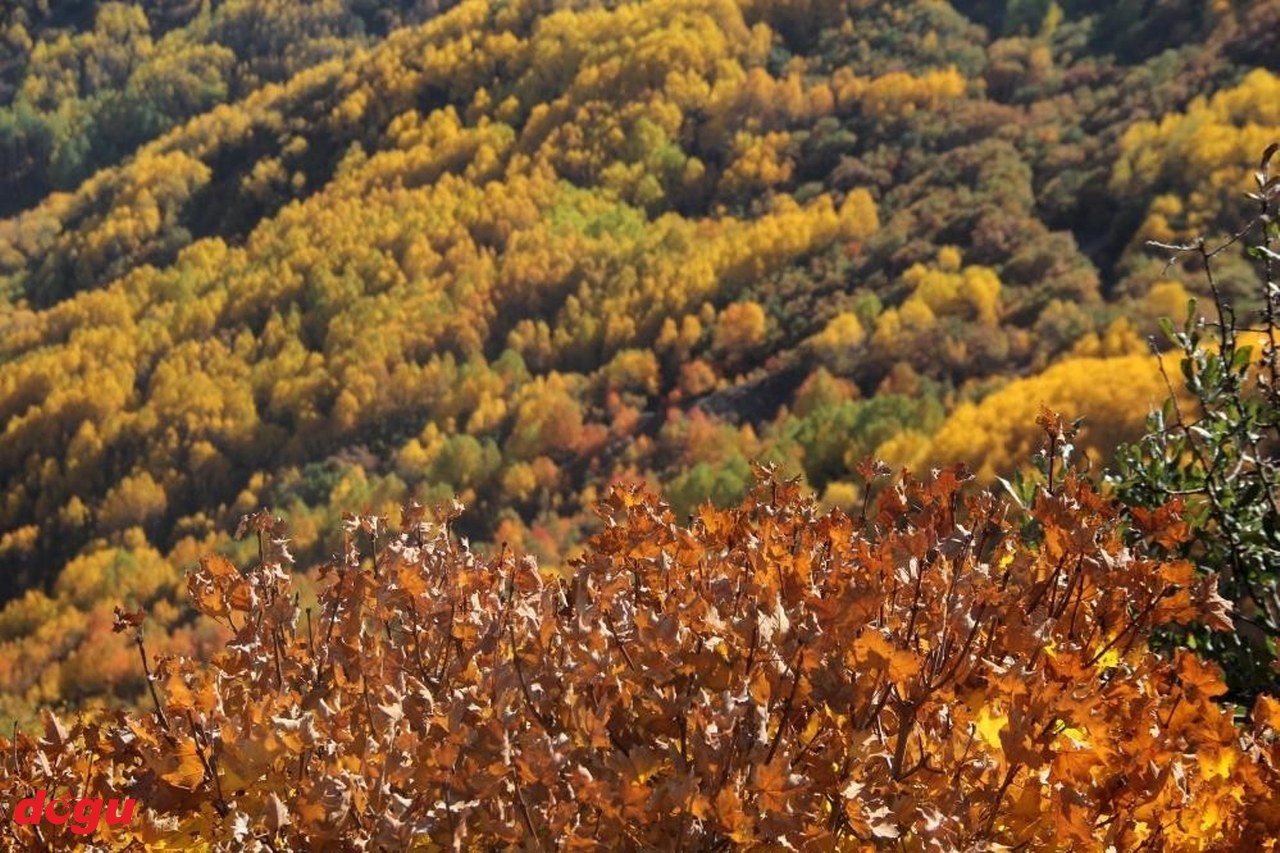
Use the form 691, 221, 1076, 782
976, 706, 1007, 750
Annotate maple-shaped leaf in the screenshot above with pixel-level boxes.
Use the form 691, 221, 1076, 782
1196, 744, 1237, 781
1175, 649, 1229, 700
1035, 407, 1075, 442
159, 740, 207, 791
112, 605, 146, 633
843, 790, 898, 842
854, 456, 893, 481
200, 553, 240, 580
851, 630, 920, 695
1253, 694, 1280, 731
714, 785, 753, 843
975, 705, 1007, 751
41, 708, 71, 748
1192, 574, 1234, 632
187, 554, 247, 621
752, 757, 798, 814
1129, 502, 1191, 549
161, 668, 196, 714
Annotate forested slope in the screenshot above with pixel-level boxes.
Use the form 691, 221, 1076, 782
0, 0, 1276, 724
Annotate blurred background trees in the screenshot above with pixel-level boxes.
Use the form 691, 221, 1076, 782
0, 0, 1276, 722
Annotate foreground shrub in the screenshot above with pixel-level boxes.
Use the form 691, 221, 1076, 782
1111, 142, 1280, 703
3, 463, 1280, 849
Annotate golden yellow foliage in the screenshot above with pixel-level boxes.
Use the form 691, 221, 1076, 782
713, 300, 769, 359
901, 249, 1002, 327
838, 187, 879, 242
808, 311, 867, 374
923, 354, 1169, 480
1114, 68, 1280, 239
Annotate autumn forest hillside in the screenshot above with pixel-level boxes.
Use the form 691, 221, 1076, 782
0, 0, 1277, 725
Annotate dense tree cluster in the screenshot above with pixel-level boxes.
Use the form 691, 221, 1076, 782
0, 0, 449, 215
0, 0, 1276, 723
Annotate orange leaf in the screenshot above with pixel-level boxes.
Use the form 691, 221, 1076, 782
160, 740, 207, 791
1254, 695, 1280, 730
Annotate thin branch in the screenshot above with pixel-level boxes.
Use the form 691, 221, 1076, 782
135, 630, 172, 736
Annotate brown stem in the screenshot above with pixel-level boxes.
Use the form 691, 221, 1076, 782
510, 621, 555, 734
135, 630, 171, 735
185, 711, 228, 816
603, 611, 638, 672
766, 642, 805, 764
890, 701, 918, 780
509, 766, 546, 852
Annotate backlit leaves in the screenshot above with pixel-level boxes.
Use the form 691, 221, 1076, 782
0, 468, 1278, 848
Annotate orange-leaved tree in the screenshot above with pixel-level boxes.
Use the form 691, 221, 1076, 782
3, 432, 1280, 848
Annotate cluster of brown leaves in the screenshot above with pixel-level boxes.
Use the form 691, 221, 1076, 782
4, 461, 1280, 850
